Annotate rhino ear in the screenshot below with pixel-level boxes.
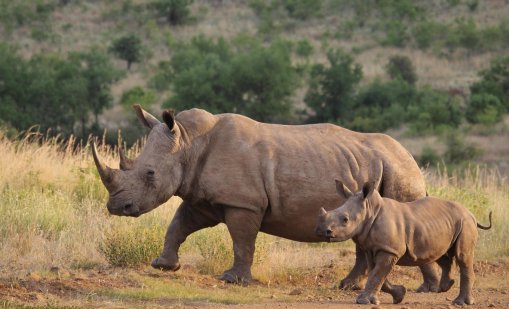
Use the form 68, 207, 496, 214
362, 181, 375, 200
133, 104, 160, 129
162, 109, 176, 131
335, 179, 353, 199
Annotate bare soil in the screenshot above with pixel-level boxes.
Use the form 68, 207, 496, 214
1, 257, 508, 308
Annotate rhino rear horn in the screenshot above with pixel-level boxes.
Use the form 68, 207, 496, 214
119, 148, 133, 170
91, 142, 116, 189
133, 104, 161, 129
319, 207, 327, 216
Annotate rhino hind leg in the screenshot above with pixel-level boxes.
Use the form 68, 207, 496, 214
356, 251, 398, 305
153, 201, 220, 272
453, 231, 476, 305
339, 246, 368, 290
220, 207, 263, 284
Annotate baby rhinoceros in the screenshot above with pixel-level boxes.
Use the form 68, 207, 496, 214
315, 180, 492, 306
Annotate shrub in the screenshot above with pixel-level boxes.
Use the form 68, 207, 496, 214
305, 49, 363, 123
470, 55, 509, 110
412, 21, 448, 49
407, 87, 463, 134
466, 93, 504, 125
110, 34, 143, 70
163, 35, 299, 122
350, 78, 416, 132
381, 20, 408, 47
419, 146, 441, 167
295, 39, 313, 58
385, 55, 417, 85
282, 0, 322, 20
442, 132, 481, 164
121, 86, 156, 109
152, 0, 193, 26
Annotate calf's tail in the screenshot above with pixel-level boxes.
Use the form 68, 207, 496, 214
477, 211, 493, 230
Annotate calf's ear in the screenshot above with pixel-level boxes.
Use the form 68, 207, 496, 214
362, 181, 375, 200
335, 179, 353, 199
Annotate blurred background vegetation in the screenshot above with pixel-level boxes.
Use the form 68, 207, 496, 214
0, 0, 508, 171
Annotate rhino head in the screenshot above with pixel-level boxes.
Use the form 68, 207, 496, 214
315, 180, 375, 242
92, 105, 184, 217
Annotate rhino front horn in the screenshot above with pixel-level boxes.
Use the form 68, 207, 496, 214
91, 142, 116, 189
320, 207, 327, 216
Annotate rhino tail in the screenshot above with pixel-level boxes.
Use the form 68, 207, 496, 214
477, 211, 492, 230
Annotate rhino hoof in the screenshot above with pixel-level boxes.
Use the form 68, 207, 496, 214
339, 278, 364, 290
392, 285, 406, 304
151, 257, 181, 272
356, 294, 379, 305
440, 279, 455, 293
416, 282, 440, 293
453, 296, 474, 306
220, 271, 252, 285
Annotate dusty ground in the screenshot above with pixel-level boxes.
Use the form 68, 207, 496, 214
1, 254, 508, 309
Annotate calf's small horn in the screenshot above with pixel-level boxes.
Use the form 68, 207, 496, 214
320, 207, 327, 216
91, 143, 116, 187
119, 148, 133, 170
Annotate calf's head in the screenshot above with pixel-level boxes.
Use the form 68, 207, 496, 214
315, 180, 375, 242
92, 105, 184, 217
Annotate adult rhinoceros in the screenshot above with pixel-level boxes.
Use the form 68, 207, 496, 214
92, 105, 440, 291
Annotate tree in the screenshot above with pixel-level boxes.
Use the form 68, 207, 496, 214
163, 35, 299, 122
153, 0, 193, 26
304, 49, 363, 123
69, 48, 121, 135
385, 55, 417, 85
110, 34, 143, 70
470, 55, 509, 110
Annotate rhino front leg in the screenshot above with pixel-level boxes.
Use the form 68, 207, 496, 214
356, 251, 398, 305
339, 246, 368, 290
220, 207, 263, 284
152, 201, 220, 271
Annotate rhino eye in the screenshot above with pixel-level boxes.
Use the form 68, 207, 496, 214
342, 216, 349, 224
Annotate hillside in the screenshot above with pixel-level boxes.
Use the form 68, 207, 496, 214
1, 0, 509, 170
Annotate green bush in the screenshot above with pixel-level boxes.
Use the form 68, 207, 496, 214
282, 0, 322, 20
295, 39, 313, 58
305, 49, 363, 123
419, 146, 441, 167
407, 87, 463, 134
466, 93, 504, 125
121, 86, 156, 110
381, 20, 409, 47
412, 21, 448, 49
385, 55, 417, 85
152, 0, 193, 25
470, 55, 509, 110
163, 35, 299, 122
442, 132, 481, 164
350, 78, 415, 132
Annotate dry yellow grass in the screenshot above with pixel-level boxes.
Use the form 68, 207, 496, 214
0, 130, 507, 285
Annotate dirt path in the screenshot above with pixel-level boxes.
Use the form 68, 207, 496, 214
1, 259, 508, 308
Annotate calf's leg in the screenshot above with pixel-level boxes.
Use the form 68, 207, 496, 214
221, 206, 263, 284
152, 201, 220, 271
381, 279, 406, 304
437, 255, 455, 292
453, 231, 477, 305
356, 252, 398, 305
416, 263, 440, 293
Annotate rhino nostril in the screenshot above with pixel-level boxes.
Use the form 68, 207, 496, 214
325, 229, 333, 237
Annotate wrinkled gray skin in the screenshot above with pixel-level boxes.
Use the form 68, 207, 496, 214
92, 105, 439, 288
316, 180, 492, 305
